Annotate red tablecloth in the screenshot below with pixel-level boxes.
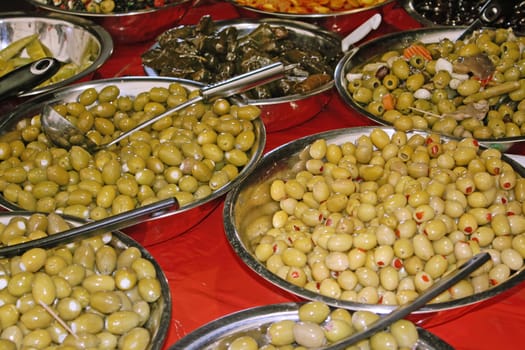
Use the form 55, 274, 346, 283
4, 1, 525, 349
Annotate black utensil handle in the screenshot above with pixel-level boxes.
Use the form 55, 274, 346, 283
0, 197, 179, 258
456, 0, 502, 41
0, 57, 61, 100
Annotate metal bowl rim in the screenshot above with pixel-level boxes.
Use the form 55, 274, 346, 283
0, 76, 266, 221
142, 17, 341, 104
225, 0, 396, 18
0, 210, 172, 350
223, 126, 525, 314
334, 26, 525, 145
0, 11, 114, 97
169, 301, 453, 350
24, 0, 193, 17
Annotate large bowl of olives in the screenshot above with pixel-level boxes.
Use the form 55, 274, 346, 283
223, 126, 525, 326
142, 16, 342, 132
334, 26, 525, 151
0, 211, 171, 350
0, 76, 266, 246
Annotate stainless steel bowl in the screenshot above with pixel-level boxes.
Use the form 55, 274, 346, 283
0, 76, 266, 246
223, 126, 525, 326
0, 12, 113, 98
225, 0, 396, 35
169, 302, 454, 349
24, 0, 192, 43
143, 18, 341, 132
334, 26, 525, 152
0, 211, 171, 350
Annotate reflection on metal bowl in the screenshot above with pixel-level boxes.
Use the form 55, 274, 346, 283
225, 0, 396, 35
0, 12, 113, 98
169, 302, 454, 349
24, 0, 192, 43
0, 77, 266, 246
143, 18, 341, 132
334, 26, 525, 152
0, 211, 171, 350
223, 126, 525, 327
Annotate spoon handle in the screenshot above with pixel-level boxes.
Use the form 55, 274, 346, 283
0, 58, 61, 101
0, 197, 179, 258
104, 62, 285, 150
325, 252, 491, 349
201, 61, 284, 100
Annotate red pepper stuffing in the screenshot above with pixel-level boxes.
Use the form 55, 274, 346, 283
393, 258, 403, 269
415, 211, 424, 220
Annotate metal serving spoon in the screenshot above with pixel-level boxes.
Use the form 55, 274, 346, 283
0, 197, 179, 258
324, 251, 491, 349
41, 62, 286, 153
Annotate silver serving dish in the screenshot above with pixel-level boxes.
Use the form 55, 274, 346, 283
334, 26, 525, 151
225, 0, 396, 36
223, 126, 525, 325
169, 302, 453, 349
143, 18, 340, 133
0, 76, 266, 246
0, 211, 171, 350
0, 11, 113, 98
24, 0, 192, 43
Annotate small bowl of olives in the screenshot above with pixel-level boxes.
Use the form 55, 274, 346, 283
223, 126, 525, 327
0, 211, 171, 350
169, 301, 453, 349
334, 26, 525, 152
0, 76, 266, 246
142, 16, 342, 132
23, 0, 192, 43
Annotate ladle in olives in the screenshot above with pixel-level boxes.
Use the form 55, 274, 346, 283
41, 62, 286, 153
